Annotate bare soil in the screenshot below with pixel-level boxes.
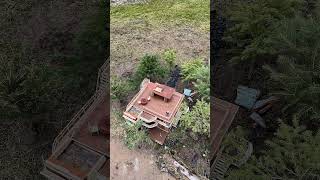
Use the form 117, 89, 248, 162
110, 138, 175, 180
110, 20, 209, 77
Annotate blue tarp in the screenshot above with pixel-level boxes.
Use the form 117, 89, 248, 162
235, 85, 260, 109
183, 88, 192, 96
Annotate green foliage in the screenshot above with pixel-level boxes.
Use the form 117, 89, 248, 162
57, 0, 108, 100
111, 76, 134, 103
223, 126, 248, 146
192, 65, 210, 101
0, 49, 59, 120
226, 118, 320, 179
264, 16, 320, 120
135, 54, 166, 82
180, 100, 210, 136
224, 0, 303, 63
181, 59, 209, 100
181, 58, 204, 81
73, 0, 108, 62
123, 121, 150, 149
302, 0, 320, 17
163, 49, 176, 69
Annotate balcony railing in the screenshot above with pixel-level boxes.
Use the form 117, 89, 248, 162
143, 121, 158, 129
52, 58, 109, 152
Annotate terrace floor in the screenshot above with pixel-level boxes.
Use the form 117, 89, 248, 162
44, 95, 109, 179
211, 97, 239, 158
132, 82, 184, 123
73, 97, 109, 155
149, 127, 169, 145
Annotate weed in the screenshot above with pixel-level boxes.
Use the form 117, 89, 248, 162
162, 48, 177, 70
123, 120, 150, 149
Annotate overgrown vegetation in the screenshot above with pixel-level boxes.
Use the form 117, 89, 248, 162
224, 0, 303, 64
0, 0, 108, 179
162, 48, 177, 70
181, 58, 210, 100
135, 54, 167, 83
227, 118, 320, 179
0, 54, 60, 120
220, 0, 320, 178
123, 121, 151, 149
263, 16, 320, 122
180, 100, 210, 137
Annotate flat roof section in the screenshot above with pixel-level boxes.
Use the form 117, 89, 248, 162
211, 97, 239, 158
44, 95, 109, 179
131, 82, 184, 123
73, 97, 109, 155
47, 141, 101, 178
152, 83, 175, 99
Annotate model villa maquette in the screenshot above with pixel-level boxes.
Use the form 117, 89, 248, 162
123, 79, 184, 145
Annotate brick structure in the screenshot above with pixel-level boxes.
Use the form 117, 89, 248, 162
123, 79, 184, 145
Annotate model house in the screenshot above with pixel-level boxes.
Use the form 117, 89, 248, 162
123, 79, 184, 145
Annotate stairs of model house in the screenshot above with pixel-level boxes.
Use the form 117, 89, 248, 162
211, 155, 230, 180
96, 59, 108, 93
53, 59, 109, 152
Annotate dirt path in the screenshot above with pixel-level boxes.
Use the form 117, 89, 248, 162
110, 138, 175, 180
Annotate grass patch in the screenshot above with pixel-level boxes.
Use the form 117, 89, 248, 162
111, 0, 210, 31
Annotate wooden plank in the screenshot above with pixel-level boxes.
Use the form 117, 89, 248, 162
40, 168, 67, 180
53, 137, 72, 158
87, 156, 106, 178
46, 160, 82, 180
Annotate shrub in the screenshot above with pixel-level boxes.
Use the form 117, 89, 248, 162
111, 77, 134, 103
180, 100, 210, 136
181, 58, 204, 81
181, 59, 209, 100
192, 65, 210, 101
135, 54, 166, 83
163, 49, 176, 69
226, 118, 320, 179
223, 0, 303, 75
123, 121, 150, 149
264, 16, 320, 121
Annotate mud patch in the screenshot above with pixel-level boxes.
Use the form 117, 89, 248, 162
110, 138, 175, 180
